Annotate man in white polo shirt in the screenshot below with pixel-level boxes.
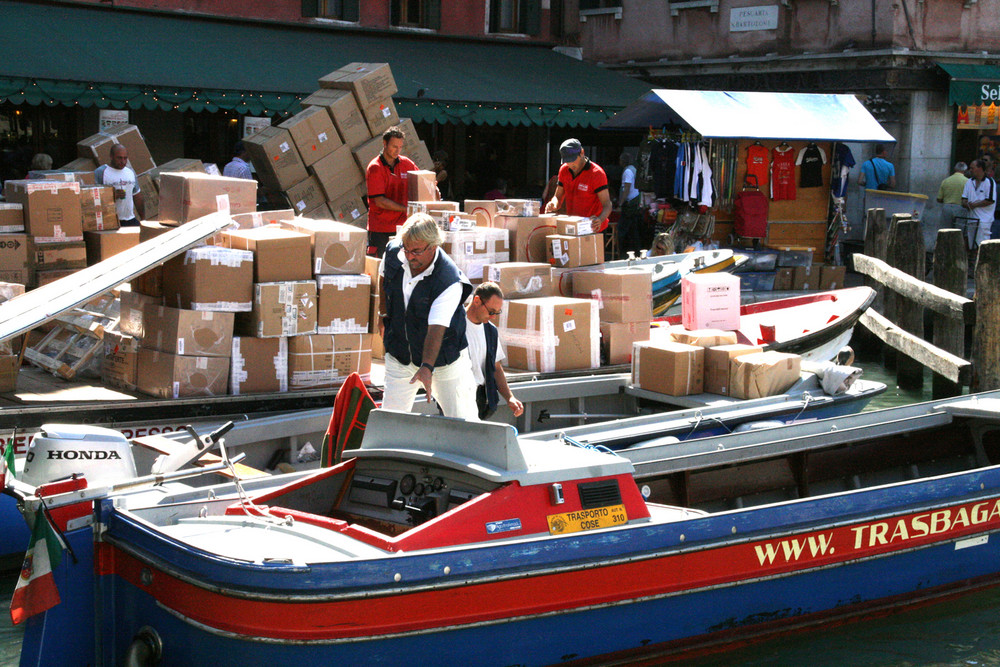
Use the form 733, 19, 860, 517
962, 158, 996, 250
96, 144, 143, 226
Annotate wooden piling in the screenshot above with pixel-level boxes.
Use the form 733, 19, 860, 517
973, 240, 1000, 391
891, 218, 925, 389
855, 208, 888, 359
932, 229, 967, 398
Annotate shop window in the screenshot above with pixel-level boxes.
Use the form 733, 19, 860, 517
580, 0, 622, 21
489, 0, 541, 35
301, 0, 359, 20
391, 0, 441, 30
668, 0, 720, 17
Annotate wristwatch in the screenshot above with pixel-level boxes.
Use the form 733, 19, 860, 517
420, 362, 435, 372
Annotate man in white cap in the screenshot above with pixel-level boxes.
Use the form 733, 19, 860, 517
544, 138, 613, 232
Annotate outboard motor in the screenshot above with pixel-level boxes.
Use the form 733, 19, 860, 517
21, 424, 137, 487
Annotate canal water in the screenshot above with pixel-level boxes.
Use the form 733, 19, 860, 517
2, 363, 998, 666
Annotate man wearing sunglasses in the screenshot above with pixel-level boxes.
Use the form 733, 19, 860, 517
378, 213, 477, 419
464, 282, 524, 421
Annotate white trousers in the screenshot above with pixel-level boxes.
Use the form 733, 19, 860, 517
382, 351, 479, 421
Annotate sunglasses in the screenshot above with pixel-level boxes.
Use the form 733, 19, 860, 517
483, 303, 502, 317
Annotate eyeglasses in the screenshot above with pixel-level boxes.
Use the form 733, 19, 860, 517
403, 244, 430, 257
484, 305, 502, 317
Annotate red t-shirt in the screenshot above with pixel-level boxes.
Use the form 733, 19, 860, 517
366, 154, 417, 233
558, 159, 609, 231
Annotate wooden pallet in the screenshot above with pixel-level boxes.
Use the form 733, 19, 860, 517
24, 293, 120, 380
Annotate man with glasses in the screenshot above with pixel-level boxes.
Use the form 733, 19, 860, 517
378, 213, 477, 419
464, 282, 524, 421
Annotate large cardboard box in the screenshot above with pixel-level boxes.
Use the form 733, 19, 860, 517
408, 201, 459, 217
498, 297, 599, 372
774, 267, 795, 291
59, 157, 98, 172
0, 204, 24, 233
161, 246, 254, 312
33, 268, 80, 288
681, 273, 741, 331
572, 268, 652, 323
352, 134, 384, 173
310, 143, 365, 201
40, 170, 96, 186
136, 170, 158, 219
244, 126, 308, 191
0, 354, 18, 393
136, 348, 230, 398
464, 200, 501, 228
704, 343, 763, 396
80, 185, 119, 232
0, 234, 31, 285
631, 341, 704, 396
407, 170, 438, 202
792, 265, 819, 291
279, 105, 343, 167
131, 222, 175, 296
281, 217, 367, 275
317, 274, 371, 334
300, 88, 370, 149
283, 175, 326, 216
237, 281, 317, 338
326, 191, 368, 227
600, 321, 651, 365
102, 331, 140, 391
231, 209, 296, 229
730, 351, 802, 399
157, 173, 257, 224
119, 290, 161, 338
231, 336, 288, 394
3, 180, 83, 242
498, 199, 541, 217
442, 228, 509, 285
319, 63, 398, 110
360, 97, 400, 137
662, 325, 739, 348
223, 226, 313, 283
483, 262, 553, 299
141, 305, 235, 357
500, 215, 558, 263
287, 333, 372, 390
556, 216, 600, 236
412, 140, 435, 171
77, 124, 155, 173
84, 227, 140, 264
546, 233, 603, 269
32, 240, 86, 271
819, 264, 847, 290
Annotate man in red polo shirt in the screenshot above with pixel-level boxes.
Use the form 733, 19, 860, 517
366, 126, 417, 257
544, 138, 613, 232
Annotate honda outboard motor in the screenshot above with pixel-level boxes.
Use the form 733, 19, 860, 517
21, 424, 137, 487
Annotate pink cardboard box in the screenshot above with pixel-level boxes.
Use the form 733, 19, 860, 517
681, 273, 740, 331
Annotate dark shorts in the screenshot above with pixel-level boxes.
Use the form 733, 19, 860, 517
368, 231, 393, 258
119, 218, 140, 227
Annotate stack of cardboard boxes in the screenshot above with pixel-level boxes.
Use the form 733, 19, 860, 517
739, 247, 848, 292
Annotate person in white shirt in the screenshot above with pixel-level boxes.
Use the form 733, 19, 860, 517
96, 144, 143, 225
962, 159, 996, 249
617, 152, 643, 257
464, 282, 523, 421
223, 142, 253, 180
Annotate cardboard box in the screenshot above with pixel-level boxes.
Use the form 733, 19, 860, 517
281, 217, 367, 275
326, 191, 368, 227
774, 267, 795, 291
81, 185, 115, 209
77, 124, 155, 173
119, 290, 161, 338
556, 216, 599, 236
0, 354, 19, 393
310, 144, 365, 201
102, 331, 140, 391
84, 227, 140, 264
352, 134, 384, 174
283, 174, 326, 216
33, 268, 79, 288
32, 241, 87, 271
2, 180, 83, 242
412, 141, 434, 171
59, 157, 98, 172
0, 282, 25, 303
499, 215, 558, 263
147, 158, 206, 186
572, 268, 652, 323
793, 265, 818, 291
317, 274, 371, 334
0, 233, 31, 285
82, 204, 119, 233
360, 97, 400, 137
141, 305, 235, 357
135, 348, 230, 398
442, 227, 509, 285
464, 200, 502, 228
730, 351, 802, 399
681, 273, 741, 331
161, 246, 254, 312
136, 170, 158, 219
43, 171, 96, 186
157, 173, 257, 224
231, 336, 288, 394
483, 262, 553, 299
237, 281, 317, 338
631, 341, 704, 396
600, 321, 651, 365
287, 333, 372, 390
279, 105, 343, 167
407, 170, 438, 202
244, 126, 308, 191
300, 87, 370, 149
407, 201, 458, 218
497, 199, 541, 217
664, 325, 739, 348
704, 343, 763, 395
231, 209, 295, 229
820, 264, 847, 290
319, 62, 398, 110
223, 226, 313, 283
0, 204, 24, 233
546, 233, 603, 268
498, 297, 599, 372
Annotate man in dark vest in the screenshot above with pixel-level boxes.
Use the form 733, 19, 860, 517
464, 282, 524, 421
378, 213, 477, 419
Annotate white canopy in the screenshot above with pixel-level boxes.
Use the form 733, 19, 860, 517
603, 89, 895, 143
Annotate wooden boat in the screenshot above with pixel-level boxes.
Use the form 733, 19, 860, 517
11, 391, 1000, 665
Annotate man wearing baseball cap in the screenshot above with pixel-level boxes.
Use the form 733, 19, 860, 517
543, 138, 613, 232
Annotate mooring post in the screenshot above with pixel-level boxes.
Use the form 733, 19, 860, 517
972, 240, 1000, 391
856, 208, 888, 359
892, 218, 925, 389
932, 229, 967, 398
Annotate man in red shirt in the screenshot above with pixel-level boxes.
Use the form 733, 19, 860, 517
366, 126, 417, 257
544, 138, 613, 232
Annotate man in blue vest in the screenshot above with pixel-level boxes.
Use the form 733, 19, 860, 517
464, 282, 524, 421
378, 213, 477, 419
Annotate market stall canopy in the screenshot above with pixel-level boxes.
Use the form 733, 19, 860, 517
937, 62, 1000, 106
0, 0, 649, 128
602, 89, 895, 142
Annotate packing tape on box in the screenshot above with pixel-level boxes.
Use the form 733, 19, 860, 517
318, 275, 370, 290
190, 300, 252, 312
185, 246, 253, 267
23, 181, 80, 195
318, 320, 366, 335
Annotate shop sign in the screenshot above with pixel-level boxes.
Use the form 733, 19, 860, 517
730, 5, 778, 32
243, 116, 271, 138
99, 110, 129, 132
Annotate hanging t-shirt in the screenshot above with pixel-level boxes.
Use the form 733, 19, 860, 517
796, 144, 827, 188
746, 143, 769, 189
770, 145, 796, 201
830, 143, 856, 198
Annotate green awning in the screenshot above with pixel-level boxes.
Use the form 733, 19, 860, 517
0, 1, 649, 128
938, 62, 1000, 106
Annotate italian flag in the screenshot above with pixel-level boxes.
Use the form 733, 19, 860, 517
1, 439, 13, 486
9, 511, 64, 624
